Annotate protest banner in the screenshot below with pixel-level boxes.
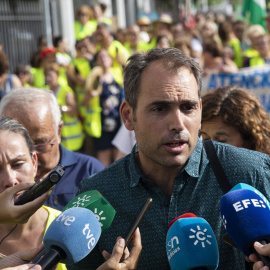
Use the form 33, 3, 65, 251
202, 65, 270, 115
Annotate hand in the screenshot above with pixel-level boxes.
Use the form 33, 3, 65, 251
0, 243, 44, 269
97, 227, 142, 270
0, 183, 50, 224
248, 242, 270, 270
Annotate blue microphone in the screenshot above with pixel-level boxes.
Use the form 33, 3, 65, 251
36, 207, 101, 270
166, 213, 219, 270
220, 189, 270, 267
230, 183, 270, 209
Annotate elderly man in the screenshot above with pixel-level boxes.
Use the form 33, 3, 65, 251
0, 87, 104, 210
67, 48, 270, 270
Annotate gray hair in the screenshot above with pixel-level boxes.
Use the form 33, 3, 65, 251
0, 115, 34, 154
123, 47, 202, 111
0, 87, 61, 135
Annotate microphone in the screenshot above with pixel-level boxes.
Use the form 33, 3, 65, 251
34, 207, 101, 270
220, 189, 270, 267
63, 190, 116, 234
166, 213, 219, 270
230, 183, 270, 209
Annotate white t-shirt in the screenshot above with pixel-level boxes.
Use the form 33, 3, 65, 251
112, 123, 136, 155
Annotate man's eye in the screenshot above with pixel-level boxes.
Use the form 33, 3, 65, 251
13, 162, 24, 168
182, 104, 195, 111
153, 106, 165, 112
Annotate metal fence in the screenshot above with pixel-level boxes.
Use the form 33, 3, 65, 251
0, 0, 46, 73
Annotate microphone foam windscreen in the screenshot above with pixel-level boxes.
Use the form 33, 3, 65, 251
166, 216, 219, 270
230, 183, 270, 209
63, 190, 116, 234
43, 207, 101, 264
220, 189, 270, 256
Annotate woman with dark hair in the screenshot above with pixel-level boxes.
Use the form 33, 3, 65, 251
0, 116, 66, 270
201, 86, 270, 156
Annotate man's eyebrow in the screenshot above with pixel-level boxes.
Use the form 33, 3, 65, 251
149, 99, 199, 106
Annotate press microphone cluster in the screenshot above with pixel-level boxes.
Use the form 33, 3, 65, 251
220, 185, 270, 267
166, 213, 219, 270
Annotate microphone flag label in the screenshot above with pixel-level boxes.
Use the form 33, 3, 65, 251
63, 190, 116, 234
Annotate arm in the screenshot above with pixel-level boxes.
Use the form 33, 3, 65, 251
97, 227, 142, 270
0, 183, 50, 224
64, 92, 78, 117
2, 265, 41, 270
11, 75, 22, 88
82, 66, 103, 106
0, 244, 44, 269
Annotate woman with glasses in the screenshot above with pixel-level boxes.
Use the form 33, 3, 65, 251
0, 116, 66, 270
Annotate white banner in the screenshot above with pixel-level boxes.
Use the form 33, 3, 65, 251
202, 65, 270, 115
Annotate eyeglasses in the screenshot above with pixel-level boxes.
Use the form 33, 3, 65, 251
33, 137, 56, 154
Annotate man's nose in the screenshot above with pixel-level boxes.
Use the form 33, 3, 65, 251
169, 109, 185, 132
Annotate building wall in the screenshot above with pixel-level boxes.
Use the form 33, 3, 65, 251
0, 0, 46, 73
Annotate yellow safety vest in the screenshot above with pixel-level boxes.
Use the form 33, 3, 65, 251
96, 41, 130, 70
31, 67, 68, 88
71, 58, 92, 118
249, 56, 266, 67
74, 20, 96, 40
228, 38, 243, 68
44, 85, 85, 151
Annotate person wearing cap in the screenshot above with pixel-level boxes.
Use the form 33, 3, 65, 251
148, 13, 173, 49
30, 47, 68, 89
137, 16, 151, 43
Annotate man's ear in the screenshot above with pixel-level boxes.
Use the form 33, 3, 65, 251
120, 100, 135, 131
57, 120, 64, 143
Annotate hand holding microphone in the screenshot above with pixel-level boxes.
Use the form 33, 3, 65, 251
220, 189, 270, 268
0, 183, 50, 224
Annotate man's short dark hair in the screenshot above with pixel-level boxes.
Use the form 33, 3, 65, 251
123, 47, 202, 112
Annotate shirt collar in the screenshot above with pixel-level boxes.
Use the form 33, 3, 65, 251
128, 138, 204, 187
183, 138, 204, 178
59, 144, 78, 167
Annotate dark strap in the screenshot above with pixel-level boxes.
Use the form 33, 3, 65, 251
203, 140, 252, 270
203, 140, 232, 194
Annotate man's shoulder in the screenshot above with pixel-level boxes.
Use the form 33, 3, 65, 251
211, 141, 270, 166
78, 156, 131, 193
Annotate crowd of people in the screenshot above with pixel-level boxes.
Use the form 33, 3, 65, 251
1, 3, 270, 167
1, 2, 270, 270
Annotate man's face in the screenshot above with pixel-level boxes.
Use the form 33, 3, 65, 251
3, 102, 61, 180
124, 62, 202, 172
126, 26, 140, 46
